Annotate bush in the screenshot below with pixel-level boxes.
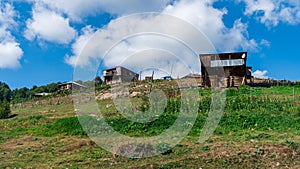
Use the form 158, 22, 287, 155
155, 142, 172, 155
36, 116, 86, 136
96, 85, 111, 91
0, 102, 11, 119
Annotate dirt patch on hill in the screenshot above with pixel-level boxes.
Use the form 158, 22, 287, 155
190, 142, 300, 168
57, 137, 96, 152
2, 136, 42, 151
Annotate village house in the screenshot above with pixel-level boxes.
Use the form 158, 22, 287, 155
58, 82, 87, 91
33, 92, 52, 98
145, 76, 153, 81
200, 52, 252, 88
103, 66, 139, 84
182, 73, 202, 79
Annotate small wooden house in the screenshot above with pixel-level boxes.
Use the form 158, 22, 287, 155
145, 76, 153, 81
103, 66, 139, 84
182, 73, 201, 79
58, 82, 87, 91
33, 92, 51, 98
200, 52, 250, 88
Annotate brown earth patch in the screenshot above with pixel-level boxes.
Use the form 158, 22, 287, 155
2, 136, 42, 151
191, 142, 300, 168
57, 137, 96, 152
46, 114, 73, 119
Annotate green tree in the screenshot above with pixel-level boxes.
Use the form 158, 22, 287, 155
46, 83, 58, 93
0, 82, 11, 119
0, 82, 11, 102
83, 80, 95, 88
12, 87, 29, 99
0, 102, 11, 119
95, 76, 103, 87
32, 85, 38, 90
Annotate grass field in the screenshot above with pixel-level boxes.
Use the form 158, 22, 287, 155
0, 85, 299, 168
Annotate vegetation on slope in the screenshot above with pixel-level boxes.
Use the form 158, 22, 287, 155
0, 84, 299, 168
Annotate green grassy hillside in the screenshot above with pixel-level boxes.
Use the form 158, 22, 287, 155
0, 85, 299, 168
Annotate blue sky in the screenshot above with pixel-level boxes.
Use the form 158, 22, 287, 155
0, 0, 299, 89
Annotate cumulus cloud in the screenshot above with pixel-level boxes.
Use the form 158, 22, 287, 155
0, 3, 17, 30
0, 3, 23, 69
24, 3, 76, 44
164, 0, 255, 52
30, 0, 171, 22
0, 42, 23, 69
260, 39, 271, 47
240, 0, 300, 27
65, 26, 97, 66
253, 70, 268, 79
98, 0, 171, 16
31, 0, 103, 22
66, 0, 258, 76
65, 14, 209, 78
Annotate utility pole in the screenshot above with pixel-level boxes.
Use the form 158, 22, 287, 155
170, 62, 174, 79
140, 71, 142, 81
250, 86, 252, 105
149, 70, 154, 93
293, 86, 295, 102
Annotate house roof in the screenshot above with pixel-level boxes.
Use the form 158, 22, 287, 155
58, 82, 87, 88
104, 66, 138, 75
34, 92, 51, 96
182, 73, 201, 78
161, 75, 172, 79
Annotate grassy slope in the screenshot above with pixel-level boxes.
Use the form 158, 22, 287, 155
0, 85, 299, 168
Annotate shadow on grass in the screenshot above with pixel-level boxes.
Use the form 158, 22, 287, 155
8, 114, 18, 119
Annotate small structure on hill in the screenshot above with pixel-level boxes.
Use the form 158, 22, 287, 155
200, 52, 252, 88
103, 66, 139, 84
182, 73, 201, 79
145, 76, 153, 81
162, 75, 172, 80
33, 92, 52, 98
181, 73, 203, 86
58, 82, 87, 91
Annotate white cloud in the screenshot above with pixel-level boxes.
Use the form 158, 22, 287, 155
30, 0, 171, 22
260, 39, 271, 47
0, 3, 23, 69
0, 42, 23, 69
33, 0, 103, 22
66, 0, 258, 78
163, 0, 257, 51
98, 0, 171, 16
0, 3, 17, 30
24, 4, 76, 44
253, 70, 268, 79
65, 26, 97, 66
240, 0, 300, 27
65, 15, 206, 74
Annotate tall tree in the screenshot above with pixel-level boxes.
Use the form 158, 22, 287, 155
12, 87, 29, 99
0, 82, 11, 119
95, 76, 103, 86
46, 83, 58, 93
0, 82, 11, 102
